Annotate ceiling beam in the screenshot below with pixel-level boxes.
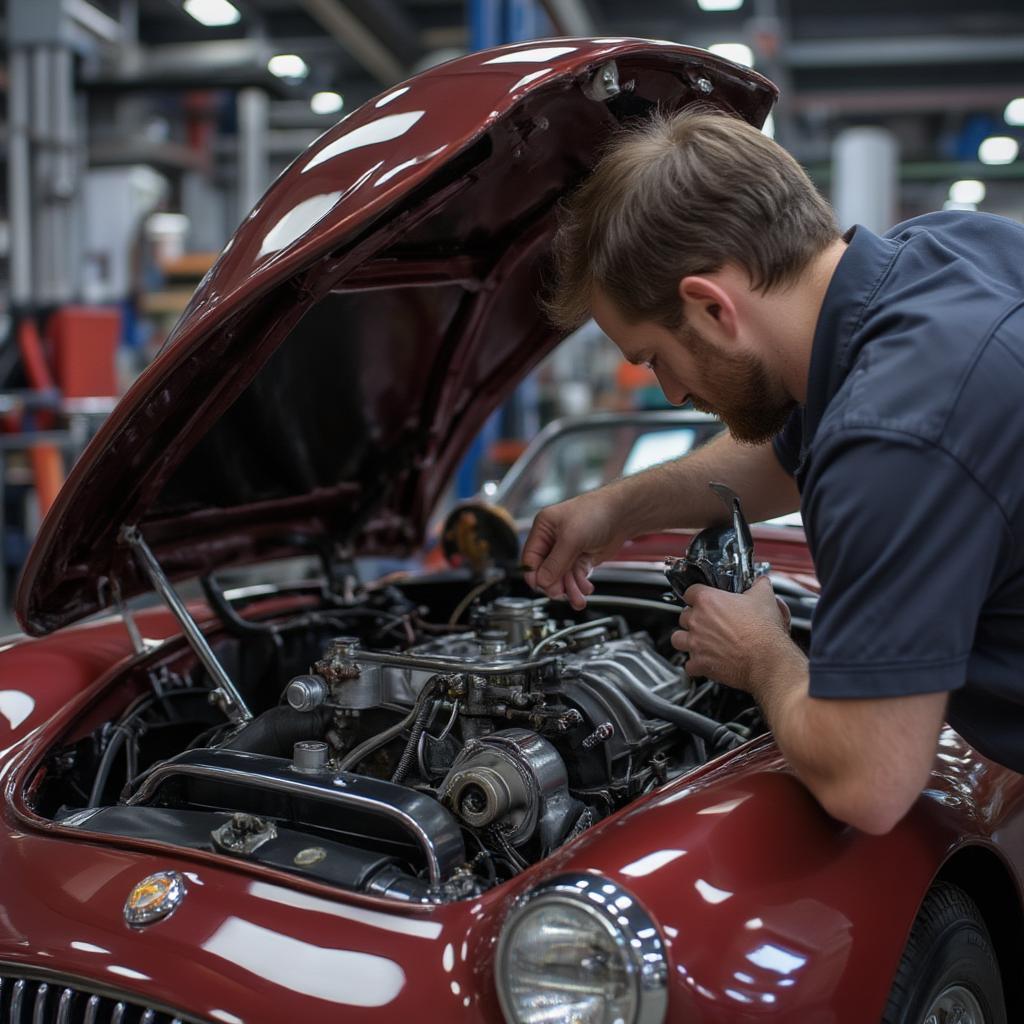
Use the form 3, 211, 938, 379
785, 35, 1024, 68
297, 0, 406, 85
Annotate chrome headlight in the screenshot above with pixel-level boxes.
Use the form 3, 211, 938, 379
495, 873, 668, 1024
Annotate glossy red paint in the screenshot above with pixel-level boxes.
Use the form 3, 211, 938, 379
17, 39, 776, 635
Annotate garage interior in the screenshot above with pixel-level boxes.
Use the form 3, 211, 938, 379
0, 0, 1022, 617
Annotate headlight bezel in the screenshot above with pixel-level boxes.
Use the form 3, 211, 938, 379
495, 872, 669, 1024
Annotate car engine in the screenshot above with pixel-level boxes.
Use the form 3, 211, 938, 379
37, 581, 770, 904
35, 492, 797, 902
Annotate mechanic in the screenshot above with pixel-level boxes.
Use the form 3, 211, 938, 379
522, 107, 1024, 835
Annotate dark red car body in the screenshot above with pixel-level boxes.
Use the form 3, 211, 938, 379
2, 37, 1023, 1024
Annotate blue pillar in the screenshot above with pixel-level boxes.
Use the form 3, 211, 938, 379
457, 0, 548, 499
469, 0, 503, 51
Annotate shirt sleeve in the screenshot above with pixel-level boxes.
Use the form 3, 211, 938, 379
803, 431, 1009, 699
772, 408, 804, 477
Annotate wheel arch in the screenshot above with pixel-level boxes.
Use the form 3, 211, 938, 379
936, 843, 1024, 1020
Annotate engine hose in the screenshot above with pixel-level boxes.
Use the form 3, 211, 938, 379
339, 674, 447, 774
580, 671, 744, 752
391, 695, 439, 784
224, 706, 333, 758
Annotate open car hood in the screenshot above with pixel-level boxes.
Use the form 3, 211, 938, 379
17, 38, 776, 635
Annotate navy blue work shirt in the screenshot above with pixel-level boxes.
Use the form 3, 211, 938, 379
773, 211, 1024, 771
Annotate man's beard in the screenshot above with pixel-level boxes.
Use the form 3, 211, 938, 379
680, 324, 796, 445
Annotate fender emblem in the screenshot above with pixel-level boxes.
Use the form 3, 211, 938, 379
124, 871, 186, 926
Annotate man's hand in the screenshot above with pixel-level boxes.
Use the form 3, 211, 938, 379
522, 488, 634, 610
673, 576, 948, 835
671, 576, 798, 691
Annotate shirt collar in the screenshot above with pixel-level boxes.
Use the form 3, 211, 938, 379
802, 224, 903, 450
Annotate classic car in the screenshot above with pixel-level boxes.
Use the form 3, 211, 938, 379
0, 36, 1018, 1024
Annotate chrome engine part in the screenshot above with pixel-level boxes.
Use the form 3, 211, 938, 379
440, 729, 581, 850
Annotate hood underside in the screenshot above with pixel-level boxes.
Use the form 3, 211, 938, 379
17, 39, 776, 634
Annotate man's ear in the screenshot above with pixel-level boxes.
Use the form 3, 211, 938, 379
679, 275, 739, 343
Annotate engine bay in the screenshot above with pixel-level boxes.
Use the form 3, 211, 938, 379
31, 565, 807, 903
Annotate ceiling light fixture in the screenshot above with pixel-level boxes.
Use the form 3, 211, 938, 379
697, 0, 744, 10
708, 42, 754, 67
978, 136, 1019, 165
183, 0, 240, 27
1004, 98, 1024, 126
267, 54, 309, 80
310, 91, 344, 115
948, 179, 985, 205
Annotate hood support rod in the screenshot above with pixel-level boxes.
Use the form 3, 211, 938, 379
119, 525, 253, 724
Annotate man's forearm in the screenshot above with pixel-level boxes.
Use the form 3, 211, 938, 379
606, 432, 801, 536
753, 644, 940, 835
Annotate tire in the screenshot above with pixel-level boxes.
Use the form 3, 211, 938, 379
882, 882, 1006, 1024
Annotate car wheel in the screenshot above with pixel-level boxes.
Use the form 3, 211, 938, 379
883, 882, 1006, 1024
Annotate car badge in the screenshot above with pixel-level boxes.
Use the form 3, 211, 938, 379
124, 871, 186, 926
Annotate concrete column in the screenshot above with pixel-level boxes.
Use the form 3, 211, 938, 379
7, 48, 33, 308
832, 126, 899, 233
237, 87, 270, 225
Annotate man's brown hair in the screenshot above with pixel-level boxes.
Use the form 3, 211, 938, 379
546, 107, 839, 331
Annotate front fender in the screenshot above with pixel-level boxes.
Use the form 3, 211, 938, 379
548, 737, 1024, 1023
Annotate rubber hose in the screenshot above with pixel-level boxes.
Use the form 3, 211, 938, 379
224, 706, 333, 758
338, 675, 446, 774
581, 671, 744, 751
391, 692, 438, 784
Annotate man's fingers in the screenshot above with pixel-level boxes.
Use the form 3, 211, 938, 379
563, 572, 587, 611
682, 583, 712, 606
573, 563, 594, 598
521, 520, 555, 592
535, 534, 585, 590
670, 629, 691, 653
677, 607, 692, 630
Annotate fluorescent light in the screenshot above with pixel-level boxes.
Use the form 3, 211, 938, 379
183, 0, 240, 27
310, 91, 344, 115
943, 200, 977, 212
978, 135, 1019, 165
698, 0, 744, 9
949, 179, 985, 204
1004, 98, 1024, 126
761, 112, 775, 139
709, 43, 754, 67
267, 54, 309, 80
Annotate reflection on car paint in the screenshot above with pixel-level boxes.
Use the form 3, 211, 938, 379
375, 86, 410, 108
257, 192, 344, 257
747, 943, 808, 975
302, 111, 427, 173
694, 878, 733, 904
483, 46, 577, 64
620, 848, 687, 877
201, 916, 406, 1006
509, 69, 551, 91
249, 881, 443, 940
107, 965, 150, 982
0, 690, 34, 730
70, 941, 110, 954
376, 146, 448, 188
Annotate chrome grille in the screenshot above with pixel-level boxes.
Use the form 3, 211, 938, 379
0, 976, 189, 1024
